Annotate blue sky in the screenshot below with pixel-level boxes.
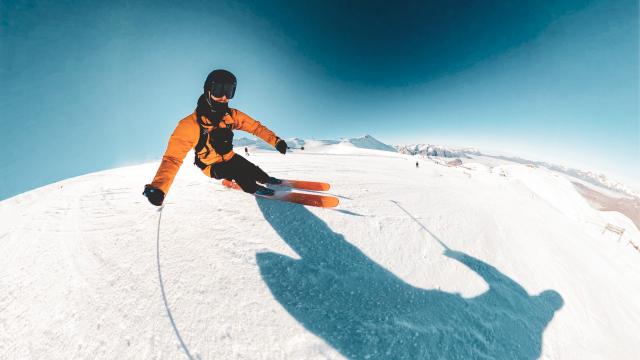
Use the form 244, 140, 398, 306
1, 0, 638, 200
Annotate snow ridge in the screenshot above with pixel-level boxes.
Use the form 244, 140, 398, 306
236, 135, 395, 153
395, 143, 637, 199
481, 154, 640, 198
396, 144, 481, 158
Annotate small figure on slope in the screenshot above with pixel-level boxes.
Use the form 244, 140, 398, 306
143, 69, 287, 206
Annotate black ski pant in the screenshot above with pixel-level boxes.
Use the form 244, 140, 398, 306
210, 154, 270, 194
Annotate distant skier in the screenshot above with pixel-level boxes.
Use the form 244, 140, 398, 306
142, 69, 288, 206
416, 161, 419, 168
244, 147, 250, 156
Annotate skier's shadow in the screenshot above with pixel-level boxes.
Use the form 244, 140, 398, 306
256, 198, 564, 359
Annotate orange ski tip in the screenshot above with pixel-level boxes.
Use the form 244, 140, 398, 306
285, 180, 331, 191
273, 191, 339, 208
322, 196, 339, 208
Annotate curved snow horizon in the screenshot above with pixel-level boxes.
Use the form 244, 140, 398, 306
1, 146, 639, 359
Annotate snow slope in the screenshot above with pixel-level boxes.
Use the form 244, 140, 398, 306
397, 143, 639, 199
1, 145, 639, 359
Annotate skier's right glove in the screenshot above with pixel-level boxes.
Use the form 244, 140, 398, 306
143, 184, 165, 206
275, 138, 288, 154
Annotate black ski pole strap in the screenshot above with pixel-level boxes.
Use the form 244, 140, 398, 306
193, 114, 211, 168
194, 115, 210, 154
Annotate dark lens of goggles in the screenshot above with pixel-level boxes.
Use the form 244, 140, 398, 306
210, 82, 236, 99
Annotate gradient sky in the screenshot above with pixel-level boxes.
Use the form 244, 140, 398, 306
1, 0, 638, 200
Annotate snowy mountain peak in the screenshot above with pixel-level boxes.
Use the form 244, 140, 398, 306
341, 134, 397, 152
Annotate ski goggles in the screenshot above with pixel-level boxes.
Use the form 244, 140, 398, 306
209, 82, 236, 99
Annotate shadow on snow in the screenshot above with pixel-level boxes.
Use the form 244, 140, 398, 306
256, 198, 563, 359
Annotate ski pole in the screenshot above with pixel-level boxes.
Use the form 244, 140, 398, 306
155, 205, 194, 360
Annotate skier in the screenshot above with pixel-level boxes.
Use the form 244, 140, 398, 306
244, 147, 249, 156
142, 69, 288, 206
416, 161, 419, 168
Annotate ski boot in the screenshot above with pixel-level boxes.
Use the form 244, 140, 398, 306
266, 176, 282, 185
255, 185, 275, 196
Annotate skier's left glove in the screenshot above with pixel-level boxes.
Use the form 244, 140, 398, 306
143, 184, 165, 206
275, 138, 288, 154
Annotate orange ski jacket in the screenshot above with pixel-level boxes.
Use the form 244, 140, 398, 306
150, 109, 279, 195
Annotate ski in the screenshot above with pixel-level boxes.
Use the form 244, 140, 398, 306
221, 180, 339, 208
275, 179, 331, 191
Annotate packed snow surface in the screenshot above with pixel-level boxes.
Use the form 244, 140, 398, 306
1, 145, 639, 359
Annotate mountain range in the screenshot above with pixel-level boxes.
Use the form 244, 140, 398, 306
238, 135, 638, 199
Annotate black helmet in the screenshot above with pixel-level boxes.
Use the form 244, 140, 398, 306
204, 69, 237, 99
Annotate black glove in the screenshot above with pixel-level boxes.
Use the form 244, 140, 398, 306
143, 184, 165, 206
275, 138, 288, 154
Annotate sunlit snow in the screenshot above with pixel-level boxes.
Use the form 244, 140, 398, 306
1, 142, 638, 359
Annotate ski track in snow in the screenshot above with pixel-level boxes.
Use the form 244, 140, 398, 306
1, 148, 639, 359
